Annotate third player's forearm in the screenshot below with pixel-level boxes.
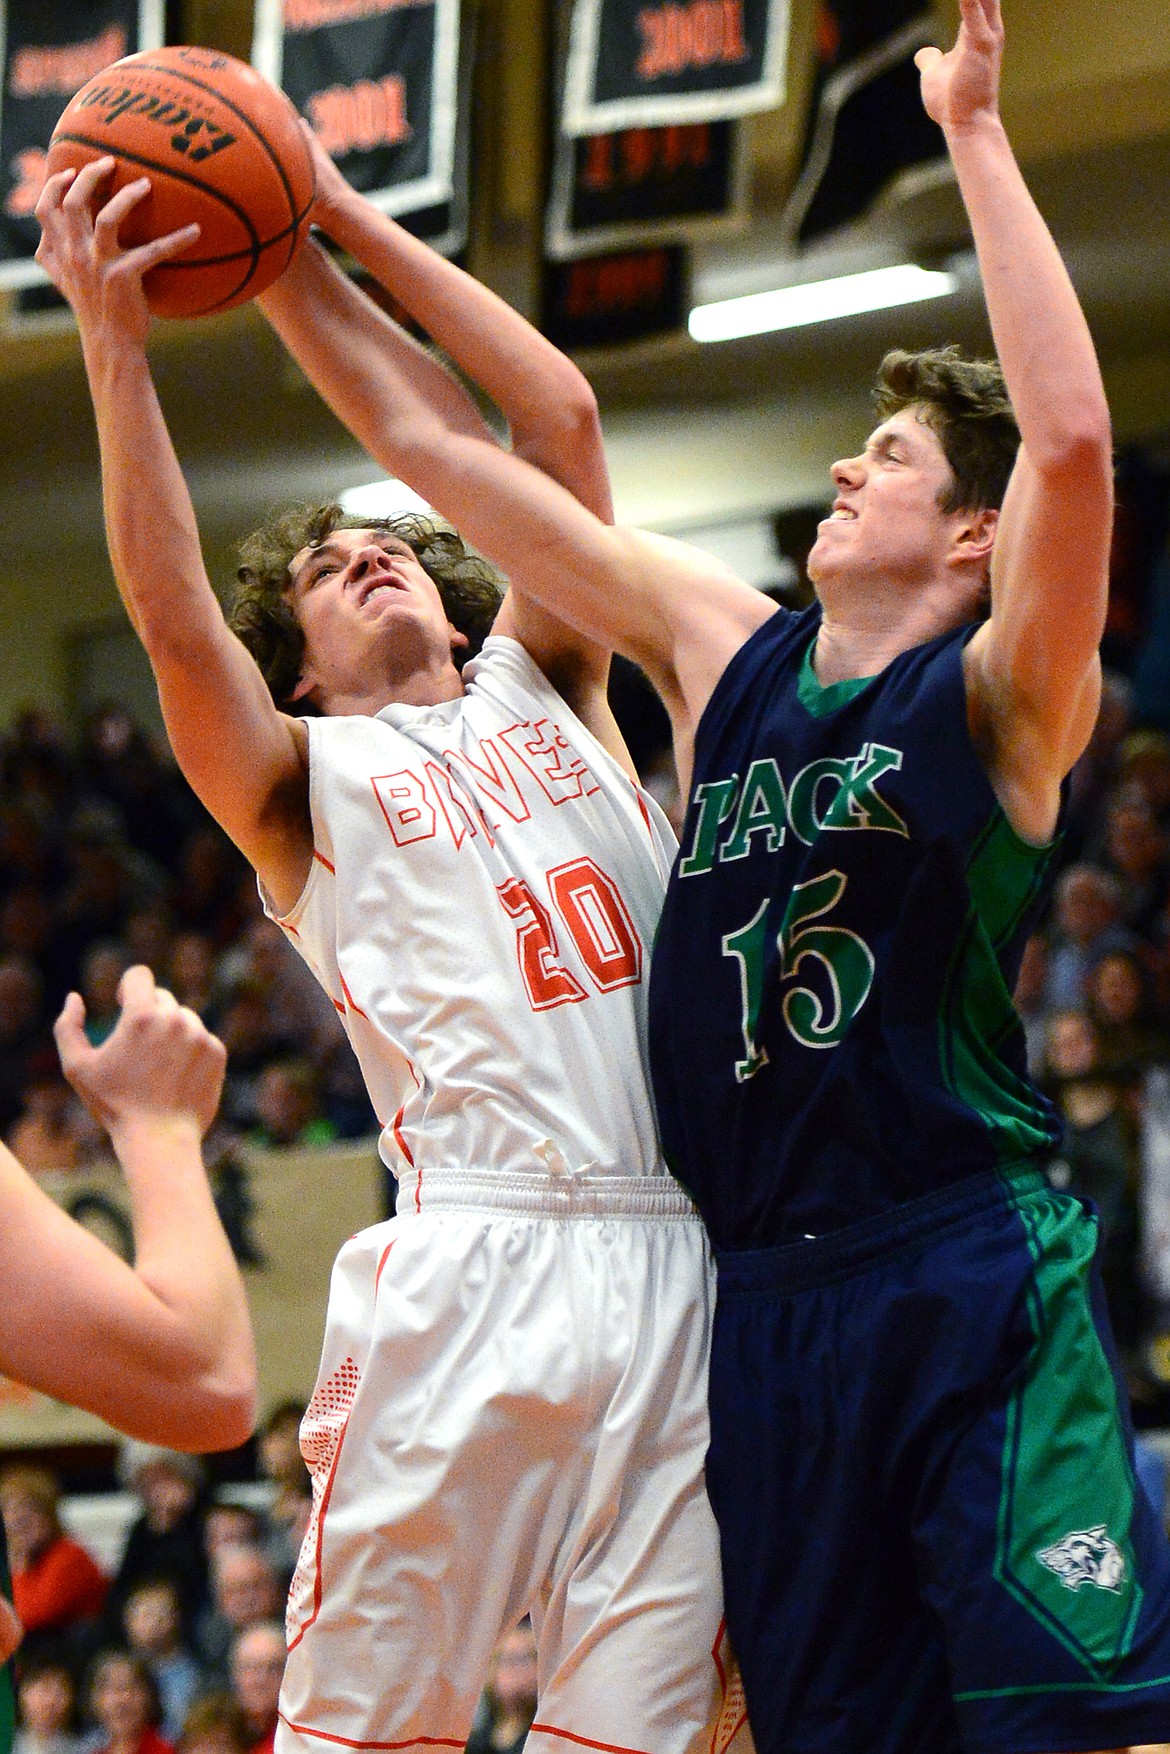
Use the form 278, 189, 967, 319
107, 1115, 257, 1446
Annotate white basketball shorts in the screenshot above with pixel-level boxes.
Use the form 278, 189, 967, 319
275, 1167, 749, 1754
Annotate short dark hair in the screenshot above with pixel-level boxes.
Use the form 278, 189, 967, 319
230, 505, 505, 707
873, 346, 1020, 514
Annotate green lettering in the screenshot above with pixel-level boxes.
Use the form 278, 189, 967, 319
678, 775, 739, 877
720, 759, 788, 862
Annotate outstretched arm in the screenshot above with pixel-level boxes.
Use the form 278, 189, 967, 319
262, 132, 612, 520
34, 161, 313, 914
258, 200, 769, 786
257, 140, 633, 754
920, 0, 1113, 839
0, 968, 256, 1451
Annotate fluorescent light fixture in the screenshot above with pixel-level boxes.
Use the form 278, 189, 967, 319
688, 264, 957, 344
339, 478, 433, 518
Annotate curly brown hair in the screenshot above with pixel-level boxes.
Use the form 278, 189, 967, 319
230, 504, 505, 707
874, 346, 1020, 514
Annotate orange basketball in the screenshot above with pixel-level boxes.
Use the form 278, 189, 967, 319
47, 44, 315, 319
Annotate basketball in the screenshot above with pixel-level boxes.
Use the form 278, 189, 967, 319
46, 45, 315, 320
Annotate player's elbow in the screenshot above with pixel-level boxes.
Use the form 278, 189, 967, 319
1031, 400, 1113, 483
180, 1357, 259, 1453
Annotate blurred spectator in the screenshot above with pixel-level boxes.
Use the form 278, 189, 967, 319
218, 921, 345, 1065
171, 831, 248, 948
167, 934, 221, 1022
1084, 948, 1170, 1081
80, 943, 133, 1049
0, 890, 73, 1015
1119, 728, 1170, 825
84, 1649, 174, 1754
464, 1621, 537, 1754
6, 1061, 102, 1174
1063, 670, 1133, 861
122, 1578, 205, 1744
248, 1062, 336, 1152
195, 1547, 282, 1686
106, 1448, 209, 1645
1044, 865, 1132, 1011
0, 1466, 107, 1648
1101, 787, 1170, 940
317, 1040, 377, 1142
1043, 1010, 1144, 1354
0, 957, 53, 1133
202, 1507, 264, 1570
76, 706, 194, 870
176, 1693, 249, 1754
215, 986, 303, 1133
256, 1402, 310, 1582
123, 906, 176, 982
13, 1655, 86, 1754
227, 1623, 284, 1754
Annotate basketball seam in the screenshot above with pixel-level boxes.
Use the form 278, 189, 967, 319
129, 56, 309, 231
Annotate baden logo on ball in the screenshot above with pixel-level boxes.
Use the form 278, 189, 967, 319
48, 44, 316, 320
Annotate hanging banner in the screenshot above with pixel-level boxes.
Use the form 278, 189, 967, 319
0, 0, 163, 289
542, 244, 687, 351
252, 0, 462, 234
561, 0, 788, 135
778, 0, 942, 246
545, 118, 747, 259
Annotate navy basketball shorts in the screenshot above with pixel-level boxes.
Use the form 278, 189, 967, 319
706, 1168, 1170, 1754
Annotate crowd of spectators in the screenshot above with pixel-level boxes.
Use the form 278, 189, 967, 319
2, 1420, 529, 1754
0, 701, 377, 1218
3, 1413, 306, 1754
998, 685, 1170, 1418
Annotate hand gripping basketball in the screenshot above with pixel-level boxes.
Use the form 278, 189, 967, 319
47, 44, 315, 319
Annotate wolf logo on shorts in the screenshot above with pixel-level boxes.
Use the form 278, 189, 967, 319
1037, 1526, 1126, 1594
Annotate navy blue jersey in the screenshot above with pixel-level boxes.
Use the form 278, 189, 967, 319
648, 604, 1064, 1249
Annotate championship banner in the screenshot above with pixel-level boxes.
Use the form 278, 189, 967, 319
0, 0, 163, 289
252, 0, 462, 237
778, 0, 943, 246
542, 244, 687, 351
545, 119, 747, 259
560, 0, 788, 135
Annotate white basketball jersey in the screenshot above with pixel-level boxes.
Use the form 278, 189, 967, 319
268, 636, 678, 1190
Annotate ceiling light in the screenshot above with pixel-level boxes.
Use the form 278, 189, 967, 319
688, 264, 957, 344
339, 479, 433, 518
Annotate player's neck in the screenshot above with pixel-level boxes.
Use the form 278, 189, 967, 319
812, 575, 967, 684
322, 658, 466, 716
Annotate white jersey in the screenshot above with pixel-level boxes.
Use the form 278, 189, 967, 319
268, 635, 678, 1194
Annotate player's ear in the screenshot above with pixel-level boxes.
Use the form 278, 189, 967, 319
949, 505, 998, 569
448, 625, 470, 655
289, 665, 318, 704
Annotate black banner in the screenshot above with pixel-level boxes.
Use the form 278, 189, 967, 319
779, 0, 943, 246
545, 119, 745, 259
542, 245, 687, 350
0, 0, 161, 286
252, 0, 463, 244
561, 0, 788, 134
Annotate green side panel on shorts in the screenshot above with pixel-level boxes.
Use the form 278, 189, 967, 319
992, 1181, 1142, 1678
939, 811, 1060, 1164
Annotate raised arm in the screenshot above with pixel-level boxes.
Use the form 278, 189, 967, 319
262, 131, 613, 520
920, 0, 1113, 839
34, 161, 313, 915
0, 968, 255, 1451
257, 141, 633, 753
